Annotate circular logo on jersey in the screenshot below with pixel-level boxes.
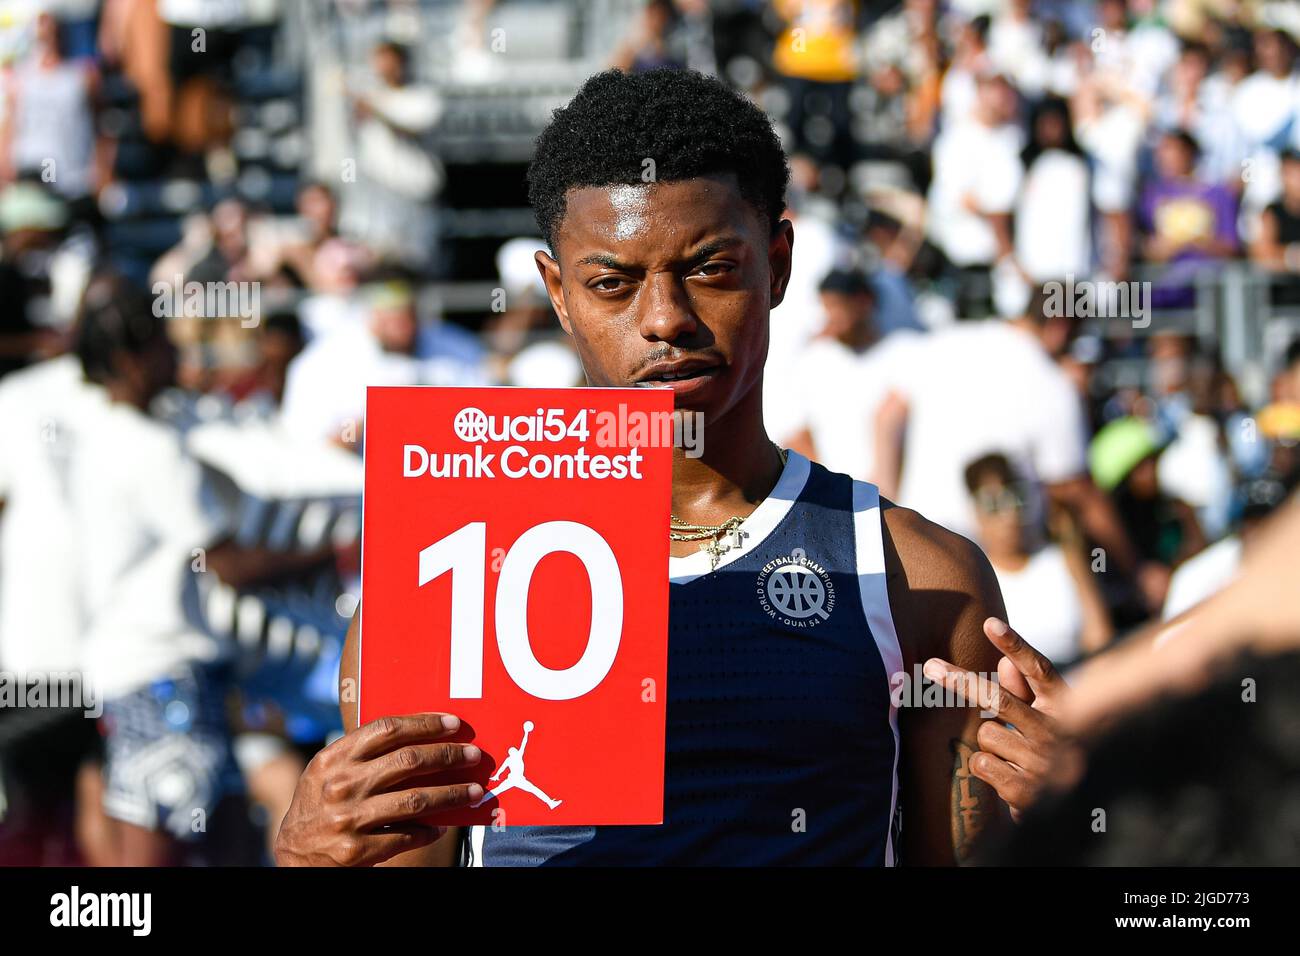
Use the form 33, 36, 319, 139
454, 407, 490, 443
756, 547, 836, 629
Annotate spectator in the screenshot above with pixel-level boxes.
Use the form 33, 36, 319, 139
0, 11, 98, 206
1015, 96, 1092, 284
280, 266, 488, 449
611, 0, 688, 73
782, 269, 921, 484
70, 279, 337, 864
341, 41, 443, 269
938, 14, 992, 130
1250, 148, 1300, 304
0, 181, 75, 376
926, 72, 1022, 317
886, 288, 1157, 610
1232, 29, 1300, 216
963, 453, 1112, 666
771, 0, 860, 170
1139, 128, 1239, 306
1088, 415, 1206, 607
1140, 128, 1239, 265
989, 0, 1050, 98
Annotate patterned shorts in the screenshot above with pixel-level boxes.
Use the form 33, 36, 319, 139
100, 663, 243, 841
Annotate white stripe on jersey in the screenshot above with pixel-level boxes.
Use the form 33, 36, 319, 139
852, 479, 905, 867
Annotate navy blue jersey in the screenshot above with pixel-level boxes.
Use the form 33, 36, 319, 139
466, 451, 904, 866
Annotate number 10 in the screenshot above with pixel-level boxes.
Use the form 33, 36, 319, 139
418, 521, 624, 701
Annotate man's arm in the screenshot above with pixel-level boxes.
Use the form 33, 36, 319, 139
881, 502, 1012, 864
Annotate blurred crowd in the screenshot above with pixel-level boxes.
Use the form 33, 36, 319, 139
1, 0, 1299, 866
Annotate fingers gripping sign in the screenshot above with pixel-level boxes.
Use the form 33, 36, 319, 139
275, 712, 484, 867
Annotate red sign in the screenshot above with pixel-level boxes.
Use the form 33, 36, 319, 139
359, 386, 673, 826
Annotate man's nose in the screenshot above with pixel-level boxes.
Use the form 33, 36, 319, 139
637, 272, 699, 343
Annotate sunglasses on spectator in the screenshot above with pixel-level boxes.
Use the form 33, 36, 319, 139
973, 487, 1024, 515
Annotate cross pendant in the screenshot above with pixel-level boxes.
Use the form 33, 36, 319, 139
700, 537, 725, 570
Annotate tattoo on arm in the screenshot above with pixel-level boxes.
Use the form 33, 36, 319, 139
950, 738, 996, 863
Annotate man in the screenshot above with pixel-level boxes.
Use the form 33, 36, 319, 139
883, 286, 1160, 611
342, 40, 442, 268
279, 266, 487, 450
275, 69, 1064, 867
783, 268, 920, 487
72, 279, 335, 865
1249, 148, 1300, 305
0, 329, 104, 864
926, 71, 1022, 318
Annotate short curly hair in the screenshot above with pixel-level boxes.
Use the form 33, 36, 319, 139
528, 69, 790, 253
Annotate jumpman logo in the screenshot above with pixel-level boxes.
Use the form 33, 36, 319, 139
470, 720, 563, 810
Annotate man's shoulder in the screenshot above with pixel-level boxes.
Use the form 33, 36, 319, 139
880, 499, 992, 592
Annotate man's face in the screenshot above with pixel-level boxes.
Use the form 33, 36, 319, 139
1256, 32, 1293, 76
373, 48, 403, 86
536, 174, 793, 421
1155, 136, 1194, 179
819, 290, 873, 345
370, 304, 418, 354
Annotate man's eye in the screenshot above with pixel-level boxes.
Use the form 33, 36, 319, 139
592, 277, 628, 292
696, 261, 733, 277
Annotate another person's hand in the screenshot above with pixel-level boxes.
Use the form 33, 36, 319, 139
923, 618, 1071, 819
274, 713, 482, 867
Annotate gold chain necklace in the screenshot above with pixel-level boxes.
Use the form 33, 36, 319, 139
670, 446, 788, 569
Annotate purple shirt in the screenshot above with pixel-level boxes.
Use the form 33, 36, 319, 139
1139, 177, 1239, 264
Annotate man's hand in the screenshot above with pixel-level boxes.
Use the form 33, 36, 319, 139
274, 713, 483, 867
922, 618, 1068, 819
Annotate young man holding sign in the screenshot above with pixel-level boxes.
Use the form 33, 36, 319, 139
275, 69, 1066, 867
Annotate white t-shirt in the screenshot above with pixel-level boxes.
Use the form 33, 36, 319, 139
1077, 104, 1145, 213
785, 331, 922, 482
1230, 72, 1300, 148
1162, 535, 1242, 622
894, 321, 1087, 539
280, 320, 489, 446
1015, 150, 1092, 281
71, 396, 231, 698
926, 120, 1023, 267
991, 545, 1083, 667
0, 356, 101, 673
763, 212, 851, 442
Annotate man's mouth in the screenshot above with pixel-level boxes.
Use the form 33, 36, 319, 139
633, 359, 722, 386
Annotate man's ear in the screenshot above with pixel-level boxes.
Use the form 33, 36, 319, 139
535, 249, 572, 336
768, 218, 795, 309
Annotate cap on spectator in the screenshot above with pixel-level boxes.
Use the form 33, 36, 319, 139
496, 237, 549, 301
1089, 416, 1162, 492
363, 279, 415, 311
